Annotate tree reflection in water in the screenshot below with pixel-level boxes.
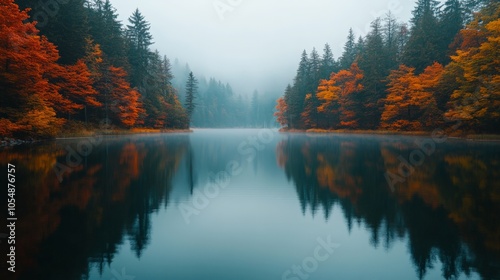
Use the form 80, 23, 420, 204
0, 135, 188, 280
276, 135, 500, 280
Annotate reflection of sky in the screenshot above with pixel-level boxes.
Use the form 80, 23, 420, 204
170, 129, 288, 203
88, 203, 456, 280
88, 130, 480, 280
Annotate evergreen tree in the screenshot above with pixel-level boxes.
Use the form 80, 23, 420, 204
355, 36, 365, 58
287, 50, 310, 129
283, 84, 294, 128
17, 0, 89, 65
126, 9, 153, 87
185, 71, 198, 121
320, 43, 337, 80
308, 48, 321, 89
339, 28, 357, 70
87, 0, 128, 68
302, 48, 322, 128
396, 24, 410, 64
462, 0, 490, 23
384, 12, 401, 70
358, 18, 388, 128
403, 0, 441, 72
438, 0, 464, 62
141, 51, 167, 127
251, 90, 260, 126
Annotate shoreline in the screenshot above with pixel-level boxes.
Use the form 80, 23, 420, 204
57, 128, 193, 138
0, 128, 193, 148
279, 128, 500, 141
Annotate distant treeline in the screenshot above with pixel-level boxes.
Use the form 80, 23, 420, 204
275, 0, 500, 134
171, 62, 279, 128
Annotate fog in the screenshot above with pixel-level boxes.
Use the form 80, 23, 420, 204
112, 0, 423, 96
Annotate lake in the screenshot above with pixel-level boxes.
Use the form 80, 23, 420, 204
1, 129, 499, 280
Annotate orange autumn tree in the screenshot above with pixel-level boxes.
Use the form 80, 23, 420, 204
445, 16, 500, 132
107, 66, 144, 128
81, 40, 143, 127
316, 73, 341, 128
334, 63, 364, 128
315, 63, 364, 129
381, 63, 444, 131
46, 60, 102, 118
274, 97, 288, 127
0, 0, 66, 138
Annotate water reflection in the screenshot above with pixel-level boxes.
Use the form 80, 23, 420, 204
0, 135, 188, 280
0, 131, 498, 280
276, 134, 500, 280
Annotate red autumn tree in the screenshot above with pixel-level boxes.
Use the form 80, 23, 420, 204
107, 66, 144, 128
46, 60, 102, 117
0, 0, 65, 137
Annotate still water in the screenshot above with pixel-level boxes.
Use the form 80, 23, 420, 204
1, 129, 499, 280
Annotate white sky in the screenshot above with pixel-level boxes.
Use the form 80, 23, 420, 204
111, 0, 428, 95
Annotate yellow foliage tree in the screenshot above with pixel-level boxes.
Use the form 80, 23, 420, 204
445, 17, 500, 132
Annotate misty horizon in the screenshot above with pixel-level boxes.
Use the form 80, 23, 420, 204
111, 0, 433, 96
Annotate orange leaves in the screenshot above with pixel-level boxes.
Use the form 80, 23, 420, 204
17, 102, 65, 138
316, 77, 340, 113
0, 0, 66, 137
315, 63, 364, 129
419, 62, 445, 89
381, 63, 444, 130
445, 16, 500, 131
274, 97, 288, 127
44, 59, 102, 115
108, 66, 144, 128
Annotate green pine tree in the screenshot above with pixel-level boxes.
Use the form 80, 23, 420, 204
185, 72, 198, 121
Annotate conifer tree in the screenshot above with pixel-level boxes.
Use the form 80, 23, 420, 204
126, 9, 153, 87
185, 71, 198, 121
339, 28, 357, 70
320, 43, 337, 80
403, 0, 441, 72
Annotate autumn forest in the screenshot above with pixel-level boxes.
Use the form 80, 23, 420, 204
275, 0, 500, 134
1, 0, 499, 139
1, 1, 499, 279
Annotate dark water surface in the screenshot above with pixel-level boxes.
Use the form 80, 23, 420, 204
1, 129, 499, 280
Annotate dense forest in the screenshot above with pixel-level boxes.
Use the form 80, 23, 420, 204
0, 0, 276, 140
2, 0, 499, 139
275, 0, 500, 134
1, 0, 190, 139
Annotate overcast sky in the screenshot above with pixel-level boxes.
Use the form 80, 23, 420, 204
111, 0, 428, 96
